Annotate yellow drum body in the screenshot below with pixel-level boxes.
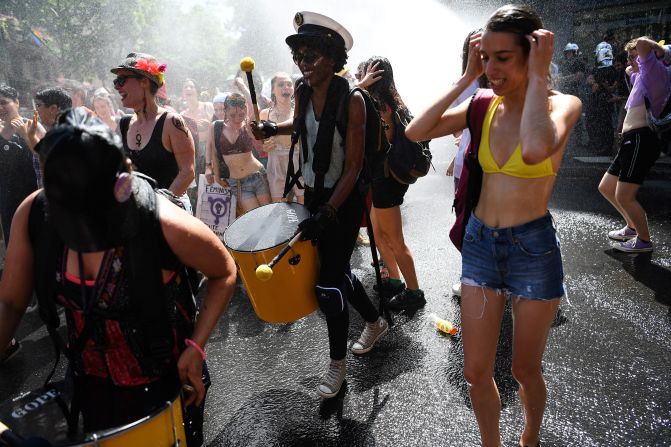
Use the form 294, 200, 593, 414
224, 203, 319, 323
91, 397, 186, 446
0, 383, 187, 446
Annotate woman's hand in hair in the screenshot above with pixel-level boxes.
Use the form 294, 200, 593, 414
526, 29, 554, 83
463, 32, 484, 82
356, 62, 384, 89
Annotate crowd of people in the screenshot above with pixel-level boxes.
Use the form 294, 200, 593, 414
0, 3, 670, 447
554, 35, 671, 157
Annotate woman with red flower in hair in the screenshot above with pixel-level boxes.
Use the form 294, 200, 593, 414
112, 52, 196, 212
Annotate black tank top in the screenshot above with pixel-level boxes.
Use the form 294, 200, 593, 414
120, 113, 179, 189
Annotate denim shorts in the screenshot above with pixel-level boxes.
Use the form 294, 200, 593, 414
461, 212, 564, 300
228, 168, 270, 202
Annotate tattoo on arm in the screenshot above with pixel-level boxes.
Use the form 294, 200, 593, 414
172, 115, 190, 137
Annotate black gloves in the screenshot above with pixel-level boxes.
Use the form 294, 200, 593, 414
251, 120, 278, 140
297, 204, 338, 241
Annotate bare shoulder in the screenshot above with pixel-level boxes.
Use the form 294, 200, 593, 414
549, 90, 582, 117
156, 194, 230, 271
13, 190, 41, 227
165, 111, 189, 132
157, 194, 197, 233
348, 90, 366, 119
5, 190, 41, 251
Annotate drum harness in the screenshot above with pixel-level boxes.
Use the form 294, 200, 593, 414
27, 185, 191, 435
282, 76, 393, 325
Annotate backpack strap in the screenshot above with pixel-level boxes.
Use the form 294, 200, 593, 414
29, 191, 70, 386
213, 120, 224, 153
449, 88, 496, 251
465, 88, 496, 157
311, 76, 350, 193
119, 115, 132, 149
213, 120, 230, 178
463, 87, 495, 203
284, 80, 311, 198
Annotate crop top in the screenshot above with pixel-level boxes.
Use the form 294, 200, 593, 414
478, 96, 556, 178
218, 126, 254, 156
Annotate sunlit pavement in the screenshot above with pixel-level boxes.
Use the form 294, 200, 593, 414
1, 137, 670, 446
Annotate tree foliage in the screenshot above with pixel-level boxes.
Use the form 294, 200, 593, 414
2, 0, 154, 81
139, 1, 234, 94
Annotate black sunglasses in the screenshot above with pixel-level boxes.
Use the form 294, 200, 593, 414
292, 50, 321, 65
113, 75, 142, 88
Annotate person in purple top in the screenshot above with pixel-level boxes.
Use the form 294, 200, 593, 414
598, 37, 671, 253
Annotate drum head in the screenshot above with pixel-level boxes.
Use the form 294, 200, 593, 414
224, 202, 309, 252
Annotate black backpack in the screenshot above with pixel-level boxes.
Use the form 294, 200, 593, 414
384, 111, 432, 184
284, 76, 390, 198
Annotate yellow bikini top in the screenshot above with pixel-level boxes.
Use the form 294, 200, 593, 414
478, 96, 556, 178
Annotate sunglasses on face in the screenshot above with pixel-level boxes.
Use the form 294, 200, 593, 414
293, 50, 321, 65
113, 75, 142, 88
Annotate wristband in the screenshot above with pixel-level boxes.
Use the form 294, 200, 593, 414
184, 338, 207, 360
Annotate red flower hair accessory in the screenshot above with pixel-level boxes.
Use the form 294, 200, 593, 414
134, 58, 167, 85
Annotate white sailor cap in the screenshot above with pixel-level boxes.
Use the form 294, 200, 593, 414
285, 11, 353, 52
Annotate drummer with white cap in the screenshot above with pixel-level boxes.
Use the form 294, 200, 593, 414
252, 11, 389, 399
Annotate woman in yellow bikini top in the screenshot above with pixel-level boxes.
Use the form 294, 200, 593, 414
405, 5, 582, 447
478, 95, 556, 179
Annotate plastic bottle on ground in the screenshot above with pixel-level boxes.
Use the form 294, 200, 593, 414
428, 313, 459, 336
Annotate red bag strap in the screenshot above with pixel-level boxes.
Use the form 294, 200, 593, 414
465, 88, 495, 159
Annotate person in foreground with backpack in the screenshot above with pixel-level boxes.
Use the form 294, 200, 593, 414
356, 56, 425, 311
0, 109, 237, 446
406, 5, 581, 446
252, 11, 389, 399
597, 37, 671, 253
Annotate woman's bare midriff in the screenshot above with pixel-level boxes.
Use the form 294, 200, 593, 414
622, 104, 647, 133
224, 152, 263, 179
474, 173, 556, 228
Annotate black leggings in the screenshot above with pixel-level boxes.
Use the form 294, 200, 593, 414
307, 188, 379, 360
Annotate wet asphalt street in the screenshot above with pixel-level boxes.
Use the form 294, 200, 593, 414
1, 136, 670, 446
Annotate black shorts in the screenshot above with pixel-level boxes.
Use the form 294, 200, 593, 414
371, 174, 409, 208
607, 128, 662, 184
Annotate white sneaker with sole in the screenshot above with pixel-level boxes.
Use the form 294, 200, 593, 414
317, 358, 346, 398
351, 317, 389, 355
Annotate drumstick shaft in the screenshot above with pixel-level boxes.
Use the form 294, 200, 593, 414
0, 422, 26, 446
244, 72, 261, 121
267, 232, 303, 269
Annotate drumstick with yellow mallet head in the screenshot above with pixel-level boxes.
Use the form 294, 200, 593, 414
240, 57, 261, 121
255, 231, 303, 281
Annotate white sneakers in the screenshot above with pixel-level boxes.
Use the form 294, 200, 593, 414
317, 316, 389, 398
317, 358, 347, 398
351, 317, 389, 355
